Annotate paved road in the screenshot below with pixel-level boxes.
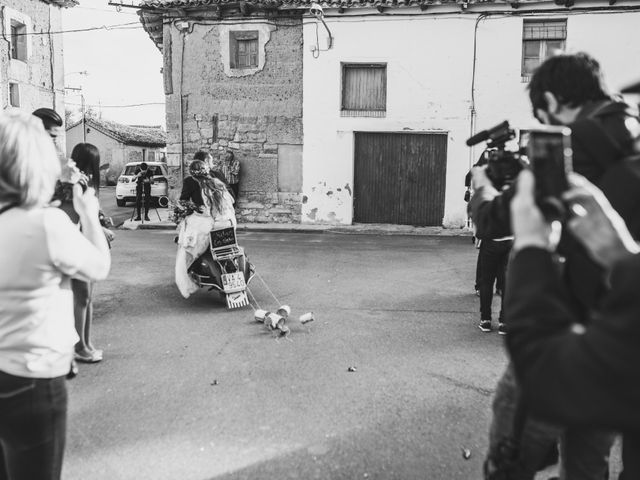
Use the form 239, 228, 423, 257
64, 231, 618, 479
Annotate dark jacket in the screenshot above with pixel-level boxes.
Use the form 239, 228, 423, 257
180, 176, 204, 207
469, 99, 640, 312
505, 248, 640, 478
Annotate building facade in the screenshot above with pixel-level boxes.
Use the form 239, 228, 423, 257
66, 116, 167, 186
1, 0, 76, 114
139, 0, 640, 226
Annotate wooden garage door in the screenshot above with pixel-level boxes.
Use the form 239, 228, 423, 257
353, 132, 447, 226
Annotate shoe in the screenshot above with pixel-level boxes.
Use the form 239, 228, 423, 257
144, 215, 151, 221
134, 216, 141, 221
75, 349, 103, 363
478, 320, 492, 332
498, 323, 507, 335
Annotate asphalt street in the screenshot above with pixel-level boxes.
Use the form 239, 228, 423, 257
63, 230, 621, 480
100, 186, 153, 227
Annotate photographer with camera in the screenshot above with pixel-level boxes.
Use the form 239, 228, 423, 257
471, 53, 640, 479
134, 162, 153, 222
506, 169, 640, 479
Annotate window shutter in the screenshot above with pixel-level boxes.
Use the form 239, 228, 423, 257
229, 33, 237, 69
342, 65, 386, 111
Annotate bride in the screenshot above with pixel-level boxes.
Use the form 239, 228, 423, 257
175, 159, 237, 298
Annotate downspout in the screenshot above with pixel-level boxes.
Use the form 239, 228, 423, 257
179, 29, 186, 181
49, 7, 56, 108
469, 13, 487, 172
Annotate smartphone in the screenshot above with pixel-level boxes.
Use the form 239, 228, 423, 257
526, 125, 573, 219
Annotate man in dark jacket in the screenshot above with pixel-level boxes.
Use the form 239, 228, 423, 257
471, 53, 640, 479
507, 169, 640, 479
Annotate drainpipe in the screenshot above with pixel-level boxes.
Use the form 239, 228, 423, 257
469, 13, 487, 172
179, 29, 186, 181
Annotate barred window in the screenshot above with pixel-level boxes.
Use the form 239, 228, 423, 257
522, 20, 566, 78
9, 83, 20, 107
341, 63, 387, 118
10, 20, 27, 61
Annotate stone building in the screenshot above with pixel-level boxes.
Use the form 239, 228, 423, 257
66, 116, 167, 185
139, 1, 303, 223
138, 0, 640, 227
1, 0, 76, 114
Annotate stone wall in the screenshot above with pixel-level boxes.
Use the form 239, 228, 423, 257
0, 1, 65, 117
164, 18, 303, 223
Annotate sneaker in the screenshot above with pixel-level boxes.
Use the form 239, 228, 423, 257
478, 320, 492, 332
498, 323, 507, 335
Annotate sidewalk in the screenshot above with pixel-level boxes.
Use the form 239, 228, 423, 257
121, 207, 472, 236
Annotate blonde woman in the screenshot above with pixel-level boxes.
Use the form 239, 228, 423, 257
0, 110, 110, 479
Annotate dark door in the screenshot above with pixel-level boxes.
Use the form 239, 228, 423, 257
353, 132, 448, 226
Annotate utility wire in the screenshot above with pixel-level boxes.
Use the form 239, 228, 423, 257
65, 101, 165, 108
12, 22, 142, 36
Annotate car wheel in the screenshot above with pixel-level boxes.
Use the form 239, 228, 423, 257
116, 198, 126, 207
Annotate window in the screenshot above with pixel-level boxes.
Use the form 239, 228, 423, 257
10, 19, 27, 61
9, 83, 20, 107
522, 20, 566, 78
341, 63, 387, 117
229, 31, 258, 69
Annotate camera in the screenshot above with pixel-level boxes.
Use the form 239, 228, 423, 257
466, 121, 525, 190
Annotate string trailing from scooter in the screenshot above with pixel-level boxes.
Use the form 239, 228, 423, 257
254, 271, 282, 306
246, 286, 261, 312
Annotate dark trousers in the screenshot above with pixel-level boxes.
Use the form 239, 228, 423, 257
476, 249, 506, 292
136, 183, 151, 217
0, 371, 67, 480
229, 182, 239, 200
479, 239, 512, 321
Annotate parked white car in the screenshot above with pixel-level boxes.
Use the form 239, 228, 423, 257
115, 162, 169, 207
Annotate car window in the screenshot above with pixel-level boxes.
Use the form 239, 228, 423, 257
122, 165, 166, 176
149, 166, 164, 176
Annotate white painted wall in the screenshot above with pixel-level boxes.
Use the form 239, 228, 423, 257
302, 6, 640, 227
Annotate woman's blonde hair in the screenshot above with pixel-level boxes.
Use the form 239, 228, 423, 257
0, 109, 60, 207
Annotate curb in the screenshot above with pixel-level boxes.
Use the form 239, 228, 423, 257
125, 223, 472, 236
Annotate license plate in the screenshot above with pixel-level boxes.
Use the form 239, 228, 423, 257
221, 272, 246, 292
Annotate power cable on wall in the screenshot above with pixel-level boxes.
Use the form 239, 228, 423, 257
11, 22, 142, 36
65, 102, 165, 108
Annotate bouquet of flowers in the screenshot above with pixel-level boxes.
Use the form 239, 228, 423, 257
169, 199, 202, 224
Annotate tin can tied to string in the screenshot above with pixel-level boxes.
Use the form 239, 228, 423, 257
299, 312, 315, 324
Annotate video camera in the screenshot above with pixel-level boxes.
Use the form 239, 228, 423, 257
466, 121, 525, 190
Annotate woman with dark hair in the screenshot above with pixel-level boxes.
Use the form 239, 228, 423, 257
54, 143, 113, 363
70, 143, 101, 192
175, 160, 236, 297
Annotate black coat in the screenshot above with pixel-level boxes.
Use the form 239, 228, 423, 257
179, 176, 205, 207
506, 248, 640, 478
469, 100, 640, 312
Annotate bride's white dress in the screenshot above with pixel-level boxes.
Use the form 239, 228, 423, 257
175, 190, 237, 298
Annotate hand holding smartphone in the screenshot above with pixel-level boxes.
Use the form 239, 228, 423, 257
525, 126, 573, 221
